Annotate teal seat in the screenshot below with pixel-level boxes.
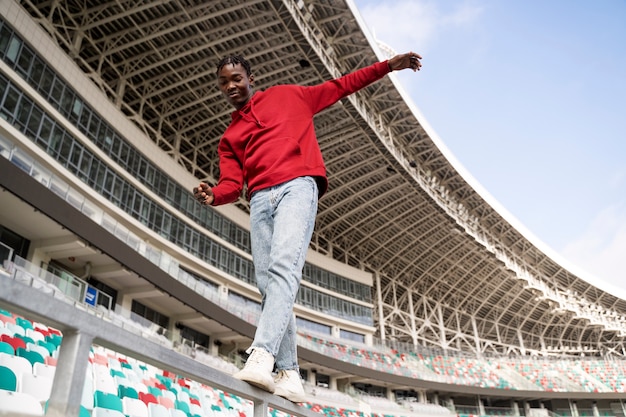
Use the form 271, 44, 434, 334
175, 400, 190, 414
0, 341, 14, 355
15, 317, 33, 330
46, 334, 63, 348
37, 340, 56, 355
118, 384, 139, 399
110, 368, 125, 378
0, 365, 17, 391
94, 390, 123, 412
16, 347, 45, 366
79, 405, 91, 417
148, 386, 162, 397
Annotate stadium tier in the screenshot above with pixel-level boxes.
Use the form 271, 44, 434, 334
0, 1, 625, 417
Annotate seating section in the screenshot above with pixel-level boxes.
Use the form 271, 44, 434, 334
299, 332, 626, 393
0, 311, 63, 416
4, 308, 626, 417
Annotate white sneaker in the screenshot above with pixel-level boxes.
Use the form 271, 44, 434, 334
233, 348, 275, 393
274, 369, 306, 403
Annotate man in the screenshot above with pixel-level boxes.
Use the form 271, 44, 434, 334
193, 51, 422, 402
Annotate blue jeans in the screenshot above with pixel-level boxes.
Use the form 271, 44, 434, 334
249, 176, 318, 370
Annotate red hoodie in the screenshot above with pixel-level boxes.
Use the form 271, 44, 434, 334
211, 60, 391, 206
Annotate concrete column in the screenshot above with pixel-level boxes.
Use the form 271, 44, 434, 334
45, 329, 94, 417
511, 401, 520, 416
329, 375, 337, 390
478, 397, 486, 416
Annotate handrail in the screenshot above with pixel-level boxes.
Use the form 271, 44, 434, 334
0, 272, 318, 417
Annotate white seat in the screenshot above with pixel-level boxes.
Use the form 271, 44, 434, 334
91, 407, 126, 417
26, 342, 51, 359
5, 322, 25, 337
25, 328, 45, 343
82, 367, 95, 410
169, 409, 188, 417
148, 403, 170, 417
94, 373, 118, 395
20, 372, 53, 403
176, 390, 190, 403
161, 388, 176, 402
123, 396, 149, 417
33, 361, 56, 378
189, 403, 204, 416
0, 351, 32, 380
0, 390, 44, 415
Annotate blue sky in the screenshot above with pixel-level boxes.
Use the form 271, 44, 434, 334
352, 0, 626, 293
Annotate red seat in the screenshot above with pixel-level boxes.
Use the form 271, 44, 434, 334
138, 392, 158, 405
0, 335, 26, 352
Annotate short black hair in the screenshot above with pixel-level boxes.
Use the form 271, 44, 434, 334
216, 55, 252, 76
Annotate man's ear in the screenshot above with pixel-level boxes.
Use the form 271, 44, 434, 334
249, 74, 254, 88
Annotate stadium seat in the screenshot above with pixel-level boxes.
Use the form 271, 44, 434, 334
0, 364, 18, 391
94, 390, 124, 412
169, 409, 188, 417
20, 372, 53, 403
174, 399, 191, 415
33, 361, 56, 378
0, 327, 12, 339
0, 389, 44, 415
16, 317, 34, 331
148, 385, 163, 397
189, 403, 204, 416
148, 403, 170, 417
1, 334, 26, 351
0, 351, 33, 376
92, 407, 126, 417
139, 391, 159, 405
46, 333, 63, 348
158, 395, 175, 409
82, 370, 95, 410
37, 339, 57, 356
25, 328, 45, 343
0, 340, 14, 355
161, 388, 177, 402
26, 341, 51, 359
119, 383, 140, 399
7, 322, 27, 338
123, 396, 149, 417
16, 346, 46, 366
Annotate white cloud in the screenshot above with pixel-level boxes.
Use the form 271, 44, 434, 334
561, 201, 626, 291
356, 0, 484, 53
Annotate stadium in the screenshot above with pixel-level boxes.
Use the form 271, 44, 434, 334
0, 0, 625, 416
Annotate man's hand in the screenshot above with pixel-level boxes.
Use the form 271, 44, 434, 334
193, 182, 214, 205
388, 52, 422, 72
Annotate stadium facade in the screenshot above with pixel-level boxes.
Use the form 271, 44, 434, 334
1, 1, 626, 417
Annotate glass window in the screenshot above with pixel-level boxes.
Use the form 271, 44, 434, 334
1, 85, 20, 119
39, 67, 55, 95
26, 105, 43, 139
16, 98, 33, 130
0, 26, 12, 55
50, 78, 64, 106
15, 44, 33, 76
5, 36, 21, 63
29, 56, 45, 85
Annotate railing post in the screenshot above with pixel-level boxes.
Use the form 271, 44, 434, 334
45, 329, 95, 417
254, 397, 270, 417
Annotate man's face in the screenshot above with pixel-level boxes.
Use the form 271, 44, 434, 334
218, 63, 254, 110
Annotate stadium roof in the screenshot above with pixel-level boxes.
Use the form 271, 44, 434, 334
18, 0, 626, 356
